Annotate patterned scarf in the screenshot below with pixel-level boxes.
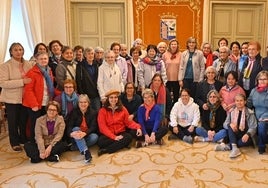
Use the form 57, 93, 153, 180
144, 101, 155, 121
37, 64, 54, 99
61, 92, 79, 118
207, 100, 221, 129
230, 107, 246, 132
143, 56, 162, 71
243, 58, 254, 78
150, 84, 166, 120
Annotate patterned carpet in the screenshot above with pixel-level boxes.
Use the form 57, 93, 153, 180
0, 128, 268, 188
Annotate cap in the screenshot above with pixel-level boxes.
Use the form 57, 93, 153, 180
105, 90, 120, 97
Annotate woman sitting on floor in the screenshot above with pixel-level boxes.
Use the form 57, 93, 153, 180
221, 94, 257, 158
168, 88, 200, 144
136, 89, 168, 147
24, 101, 67, 163
195, 90, 227, 143
67, 94, 98, 163
97, 90, 142, 156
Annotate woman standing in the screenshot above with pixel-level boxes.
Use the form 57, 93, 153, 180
24, 101, 67, 163
162, 39, 181, 103
97, 90, 142, 156
229, 41, 241, 63
23, 52, 54, 143
247, 70, 268, 154
137, 44, 168, 90
137, 89, 168, 147
67, 94, 98, 163
0, 43, 33, 151
178, 37, 205, 98
195, 90, 227, 143
201, 42, 215, 68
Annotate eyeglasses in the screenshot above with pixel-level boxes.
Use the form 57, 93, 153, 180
258, 78, 268, 81
219, 51, 227, 54
48, 108, 57, 112
209, 95, 217, 98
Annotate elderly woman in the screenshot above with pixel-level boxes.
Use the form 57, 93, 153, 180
120, 82, 142, 122
213, 46, 237, 83
247, 70, 268, 154
136, 89, 168, 147
195, 66, 223, 116
137, 44, 168, 90
157, 41, 167, 58
67, 94, 98, 163
97, 90, 142, 156
229, 41, 241, 64
201, 42, 216, 68
223, 94, 257, 158
178, 37, 205, 98
0, 42, 33, 151
195, 90, 227, 143
168, 88, 200, 144
149, 73, 172, 126
23, 52, 54, 143
238, 41, 262, 97
24, 101, 67, 163
162, 39, 182, 103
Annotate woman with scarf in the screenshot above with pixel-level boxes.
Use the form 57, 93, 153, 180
219, 71, 245, 114
136, 89, 168, 147
137, 44, 167, 91
162, 39, 181, 104
97, 90, 142, 156
54, 79, 79, 144
238, 41, 262, 97
23, 52, 54, 143
201, 42, 216, 68
238, 42, 249, 78
67, 94, 98, 163
247, 70, 268, 154
195, 90, 227, 143
55, 46, 77, 92
223, 94, 257, 158
149, 73, 172, 127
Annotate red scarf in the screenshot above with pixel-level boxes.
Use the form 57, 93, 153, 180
205, 53, 213, 68
80, 116, 88, 133
257, 83, 268, 93
144, 101, 155, 120
150, 84, 166, 118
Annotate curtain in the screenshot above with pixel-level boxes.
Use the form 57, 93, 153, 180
21, 0, 43, 52
0, 0, 12, 62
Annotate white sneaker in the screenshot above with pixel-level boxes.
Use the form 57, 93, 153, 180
194, 136, 205, 142
229, 148, 241, 158
215, 143, 230, 151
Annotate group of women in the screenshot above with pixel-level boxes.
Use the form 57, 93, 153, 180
1, 37, 268, 164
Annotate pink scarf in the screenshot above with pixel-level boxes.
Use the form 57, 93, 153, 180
230, 107, 246, 131
144, 101, 155, 120
257, 83, 268, 92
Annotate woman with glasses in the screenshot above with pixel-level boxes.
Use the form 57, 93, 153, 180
67, 94, 98, 163
24, 101, 67, 163
194, 90, 227, 143
247, 70, 268, 154
97, 90, 142, 156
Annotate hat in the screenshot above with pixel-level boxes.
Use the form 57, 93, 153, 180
105, 90, 120, 97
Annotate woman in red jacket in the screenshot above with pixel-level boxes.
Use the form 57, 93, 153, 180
23, 52, 54, 142
97, 90, 142, 156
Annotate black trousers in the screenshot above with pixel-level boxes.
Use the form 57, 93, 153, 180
24, 141, 67, 162
5, 103, 28, 146
166, 81, 180, 104
138, 126, 168, 141
182, 79, 197, 99
169, 125, 195, 140
97, 132, 133, 153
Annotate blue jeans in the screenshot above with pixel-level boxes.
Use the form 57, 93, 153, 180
72, 127, 98, 153
195, 127, 227, 142
228, 126, 253, 148
258, 122, 268, 149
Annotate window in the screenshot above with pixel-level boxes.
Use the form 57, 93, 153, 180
4, 0, 32, 61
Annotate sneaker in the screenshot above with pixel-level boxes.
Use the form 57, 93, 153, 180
258, 147, 266, 154
229, 148, 241, 158
194, 136, 205, 142
84, 150, 92, 163
168, 134, 179, 140
136, 141, 143, 148
48, 154, 60, 162
215, 143, 230, 151
183, 136, 193, 144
